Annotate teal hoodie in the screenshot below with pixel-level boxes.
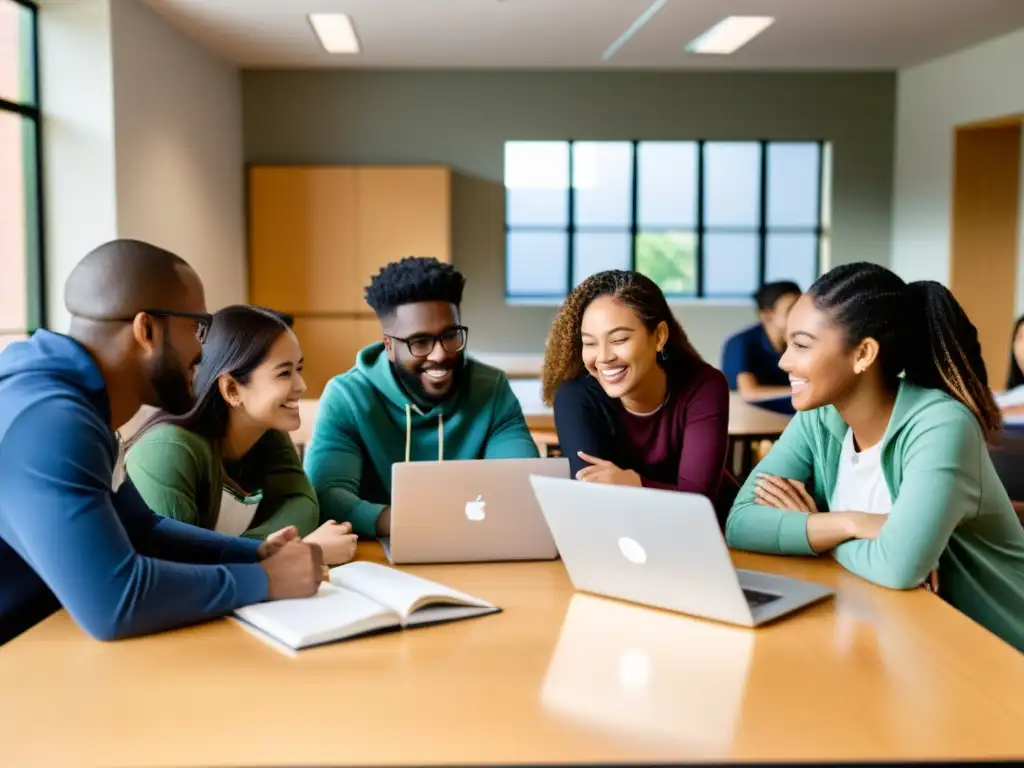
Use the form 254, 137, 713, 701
304, 343, 539, 537
725, 381, 1024, 652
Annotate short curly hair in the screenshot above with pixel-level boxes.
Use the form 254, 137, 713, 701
364, 256, 465, 318
541, 270, 702, 405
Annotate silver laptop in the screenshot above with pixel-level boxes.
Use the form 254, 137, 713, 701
529, 475, 833, 627
382, 458, 569, 564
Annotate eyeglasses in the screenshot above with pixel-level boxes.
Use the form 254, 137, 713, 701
138, 309, 213, 343
386, 326, 468, 358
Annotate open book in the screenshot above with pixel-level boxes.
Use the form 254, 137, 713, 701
233, 561, 499, 651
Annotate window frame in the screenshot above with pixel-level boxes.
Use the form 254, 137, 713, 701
504, 138, 826, 302
1, 0, 45, 333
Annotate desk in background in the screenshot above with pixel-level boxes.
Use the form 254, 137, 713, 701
1, 542, 1022, 767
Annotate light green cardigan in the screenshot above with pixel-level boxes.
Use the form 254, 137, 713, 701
725, 381, 1024, 653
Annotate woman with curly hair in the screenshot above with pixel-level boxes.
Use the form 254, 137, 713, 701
542, 270, 733, 515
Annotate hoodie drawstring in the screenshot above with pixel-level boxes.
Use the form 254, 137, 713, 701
405, 403, 444, 462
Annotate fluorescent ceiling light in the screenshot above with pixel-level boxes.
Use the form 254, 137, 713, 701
601, 0, 669, 62
308, 13, 360, 54
685, 15, 774, 55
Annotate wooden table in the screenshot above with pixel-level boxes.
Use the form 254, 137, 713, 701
2, 543, 1023, 767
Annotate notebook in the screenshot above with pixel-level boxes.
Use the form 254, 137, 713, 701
233, 561, 500, 651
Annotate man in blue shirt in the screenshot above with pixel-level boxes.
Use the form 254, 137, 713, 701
721, 281, 801, 400
0, 240, 325, 645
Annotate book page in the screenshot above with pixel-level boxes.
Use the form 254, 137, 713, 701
329, 562, 495, 620
234, 583, 398, 650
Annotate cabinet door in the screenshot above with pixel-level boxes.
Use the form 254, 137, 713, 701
292, 317, 383, 398
355, 167, 451, 289
249, 166, 358, 313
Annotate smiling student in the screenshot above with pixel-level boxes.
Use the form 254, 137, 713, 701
725, 262, 1024, 652
125, 305, 357, 565
541, 270, 733, 514
304, 257, 539, 539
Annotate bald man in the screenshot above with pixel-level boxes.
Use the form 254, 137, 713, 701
0, 239, 325, 645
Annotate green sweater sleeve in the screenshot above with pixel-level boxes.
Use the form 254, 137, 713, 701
724, 412, 817, 556
241, 431, 319, 539
483, 374, 541, 460
124, 426, 206, 527
831, 410, 978, 589
304, 383, 386, 538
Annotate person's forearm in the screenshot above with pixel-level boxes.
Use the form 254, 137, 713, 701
376, 507, 391, 537
317, 486, 386, 539
142, 517, 263, 564
805, 512, 857, 553
244, 499, 319, 540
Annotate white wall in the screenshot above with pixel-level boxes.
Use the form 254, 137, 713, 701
38, 0, 247, 330
39, 0, 118, 333
892, 27, 1024, 298
110, 0, 247, 313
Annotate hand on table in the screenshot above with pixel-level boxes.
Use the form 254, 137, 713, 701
260, 539, 326, 600
304, 520, 358, 565
576, 452, 642, 487
257, 525, 298, 560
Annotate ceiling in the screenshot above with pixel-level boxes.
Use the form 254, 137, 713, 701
140, 0, 1024, 70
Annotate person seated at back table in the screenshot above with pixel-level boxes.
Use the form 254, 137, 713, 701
541, 270, 734, 517
995, 313, 1024, 410
721, 281, 801, 400
305, 256, 539, 539
0, 240, 323, 645
124, 305, 357, 565
725, 262, 1024, 653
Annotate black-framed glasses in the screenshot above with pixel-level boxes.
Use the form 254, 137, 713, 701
386, 326, 468, 358
139, 309, 213, 343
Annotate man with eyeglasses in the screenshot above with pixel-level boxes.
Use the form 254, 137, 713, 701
305, 256, 538, 538
0, 239, 325, 645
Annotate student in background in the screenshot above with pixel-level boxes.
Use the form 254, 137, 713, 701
542, 270, 734, 516
725, 262, 1024, 652
305, 257, 539, 539
995, 314, 1024, 408
0, 241, 324, 645
721, 281, 801, 400
125, 305, 356, 565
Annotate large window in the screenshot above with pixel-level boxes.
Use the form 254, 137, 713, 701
0, 0, 42, 344
505, 140, 828, 301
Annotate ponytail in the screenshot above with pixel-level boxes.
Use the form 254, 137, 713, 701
809, 263, 1001, 440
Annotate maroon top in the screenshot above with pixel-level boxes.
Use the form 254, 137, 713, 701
553, 360, 731, 503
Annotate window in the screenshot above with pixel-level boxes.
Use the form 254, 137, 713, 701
0, 0, 43, 345
504, 139, 827, 301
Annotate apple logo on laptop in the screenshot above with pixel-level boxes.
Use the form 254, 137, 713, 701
465, 495, 486, 521
618, 536, 647, 564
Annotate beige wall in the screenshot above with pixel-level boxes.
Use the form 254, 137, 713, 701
110, 0, 246, 313
892, 27, 1024, 297
39, 0, 246, 331
242, 70, 896, 362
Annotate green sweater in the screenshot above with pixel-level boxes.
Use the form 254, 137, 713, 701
125, 424, 319, 539
304, 343, 539, 538
725, 381, 1024, 652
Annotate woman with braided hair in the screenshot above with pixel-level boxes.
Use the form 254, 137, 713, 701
726, 261, 1024, 652
541, 270, 735, 518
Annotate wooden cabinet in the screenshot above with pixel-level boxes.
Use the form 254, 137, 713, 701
248, 165, 451, 395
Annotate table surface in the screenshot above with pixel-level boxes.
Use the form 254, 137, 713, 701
2, 543, 1023, 767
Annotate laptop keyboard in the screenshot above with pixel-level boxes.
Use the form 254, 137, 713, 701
743, 588, 782, 608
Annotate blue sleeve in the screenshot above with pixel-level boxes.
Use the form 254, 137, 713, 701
0, 401, 268, 641
720, 332, 750, 390
553, 379, 617, 478
115, 477, 263, 564
483, 375, 541, 459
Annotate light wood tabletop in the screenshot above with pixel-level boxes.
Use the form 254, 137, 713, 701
2, 542, 1022, 767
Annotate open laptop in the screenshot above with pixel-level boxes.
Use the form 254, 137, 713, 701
382, 457, 569, 564
529, 475, 833, 627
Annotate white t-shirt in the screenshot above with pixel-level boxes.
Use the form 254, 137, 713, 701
829, 428, 893, 515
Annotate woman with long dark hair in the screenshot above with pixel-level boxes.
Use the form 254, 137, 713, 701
541, 270, 732, 510
125, 305, 356, 564
725, 262, 1024, 652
